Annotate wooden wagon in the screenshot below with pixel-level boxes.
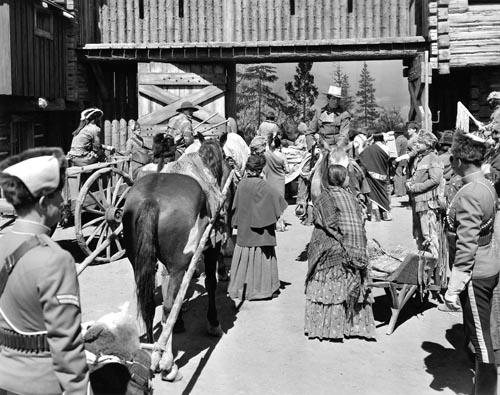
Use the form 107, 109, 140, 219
0, 156, 134, 264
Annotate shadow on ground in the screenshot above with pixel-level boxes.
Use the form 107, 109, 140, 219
422, 323, 474, 394
372, 292, 437, 332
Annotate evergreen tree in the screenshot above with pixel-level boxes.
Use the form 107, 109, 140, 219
355, 62, 379, 130
236, 64, 285, 141
332, 63, 354, 111
284, 62, 318, 122
374, 106, 405, 134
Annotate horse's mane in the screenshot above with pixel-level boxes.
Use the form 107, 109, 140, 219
153, 133, 176, 172
198, 139, 223, 185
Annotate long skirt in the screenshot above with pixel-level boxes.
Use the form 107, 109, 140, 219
305, 260, 375, 341
228, 245, 280, 301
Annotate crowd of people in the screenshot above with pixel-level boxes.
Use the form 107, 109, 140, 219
1, 87, 500, 394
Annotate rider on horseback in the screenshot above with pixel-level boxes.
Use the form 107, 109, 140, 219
295, 85, 351, 223
166, 101, 199, 155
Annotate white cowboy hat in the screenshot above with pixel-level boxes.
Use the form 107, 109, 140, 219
323, 86, 343, 98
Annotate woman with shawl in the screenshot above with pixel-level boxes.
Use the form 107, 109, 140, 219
305, 164, 375, 341
228, 153, 288, 301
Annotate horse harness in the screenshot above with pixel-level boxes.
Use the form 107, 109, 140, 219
0, 235, 50, 353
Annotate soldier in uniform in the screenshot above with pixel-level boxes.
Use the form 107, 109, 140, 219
295, 85, 351, 222
0, 148, 89, 394
445, 131, 499, 395
167, 101, 198, 154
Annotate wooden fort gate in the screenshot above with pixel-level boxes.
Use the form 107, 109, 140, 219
76, 0, 493, 139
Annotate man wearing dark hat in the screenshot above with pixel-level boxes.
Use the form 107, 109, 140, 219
167, 101, 198, 154
257, 111, 281, 140
0, 148, 89, 394
445, 131, 498, 394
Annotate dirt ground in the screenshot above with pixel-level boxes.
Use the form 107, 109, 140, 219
38, 196, 473, 394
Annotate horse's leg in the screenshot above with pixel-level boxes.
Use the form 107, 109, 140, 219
203, 243, 223, 337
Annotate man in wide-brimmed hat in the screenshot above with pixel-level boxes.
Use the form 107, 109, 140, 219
166, 101, 199, 153
295, 85, 351, 222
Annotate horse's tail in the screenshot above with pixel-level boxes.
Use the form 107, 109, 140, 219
133, 199, 160, 325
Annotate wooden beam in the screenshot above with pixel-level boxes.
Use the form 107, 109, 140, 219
137, 85, 224, 125
138, 72, 226, 85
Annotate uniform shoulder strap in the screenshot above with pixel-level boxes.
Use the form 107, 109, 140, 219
0, 236, 45, 298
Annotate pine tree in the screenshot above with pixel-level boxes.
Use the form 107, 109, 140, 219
332, 63, 354, 111
355, 62, 379, 130
284, 62, 319, 122
236, 64, 285, 140
374, 106, 405, 134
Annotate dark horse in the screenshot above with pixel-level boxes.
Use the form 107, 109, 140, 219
122, 139, 232, 380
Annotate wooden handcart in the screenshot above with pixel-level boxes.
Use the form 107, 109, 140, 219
370, 251, 442, 335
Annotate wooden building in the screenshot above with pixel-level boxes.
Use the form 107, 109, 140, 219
0, 0, 86, 160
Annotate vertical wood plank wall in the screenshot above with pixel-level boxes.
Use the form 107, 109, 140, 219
9, 0, 66, 99
90, 0, 420, 44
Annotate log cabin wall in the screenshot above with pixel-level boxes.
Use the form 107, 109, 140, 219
3, 0, 67, 99
428, 0, 500, 74
84, 0, 423, 44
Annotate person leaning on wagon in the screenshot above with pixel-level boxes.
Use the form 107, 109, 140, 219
295, 85, 351, 221
67, 107, 115, 166
445, 130, 499, 395
0, 148, 89, 395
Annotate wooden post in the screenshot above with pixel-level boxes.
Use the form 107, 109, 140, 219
104, 120, 112, 146
225, 63, 237, 119
119, 119, 128, 151
158, 0, 166, 41
373, 0, 381, 37
143, 0, 150, 42
126, 0, 134, 42
150, 0, 158, 42
356, 0, 364, 38
102, 2, 110, 43
110, 0, 118, 43
365, 0, 373, 38
134, 0, 142, 43
166, 0, 174, 41
112, 119, 120, 149
117, 0, 126, 42
340, 0, 347, 39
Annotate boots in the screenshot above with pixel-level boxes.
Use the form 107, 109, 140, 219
474, 361, 497, 395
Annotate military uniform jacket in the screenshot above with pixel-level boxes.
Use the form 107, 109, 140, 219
407, 150, 444, 212
487, 105, 500, 133
0, 220, 89, 395
306, 106, 350, 150
446, 171, 499, 290
68, 124, 101, 158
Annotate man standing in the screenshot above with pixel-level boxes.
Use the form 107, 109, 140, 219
295, 85, 351, 221
445, 130, 498, 394
406, 121, 419, 151
0, 148, 89, 394
359, 133, 392, 221
167, 101, 198, 153
257, 111, 280, 139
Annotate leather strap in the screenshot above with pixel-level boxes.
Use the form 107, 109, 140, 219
0, 326, 49, 353
0, 236, 44, 298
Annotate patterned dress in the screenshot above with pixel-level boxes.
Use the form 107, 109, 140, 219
305, 186, 375, 341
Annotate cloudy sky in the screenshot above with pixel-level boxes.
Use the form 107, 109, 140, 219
272, 60, 410, 119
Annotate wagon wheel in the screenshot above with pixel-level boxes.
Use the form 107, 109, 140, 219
75, 167, 133, 263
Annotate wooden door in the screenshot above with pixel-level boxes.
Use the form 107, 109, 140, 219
137, 62, 227, 139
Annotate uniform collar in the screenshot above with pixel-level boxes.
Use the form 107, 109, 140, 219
462, 170, 485, 185
11, 219, 51, 236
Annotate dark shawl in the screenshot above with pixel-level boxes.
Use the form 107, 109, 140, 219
232, 177, 288, 247
359, 143, 391, 211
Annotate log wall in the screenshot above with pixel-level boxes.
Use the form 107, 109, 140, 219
86, 0, 423, 44
429, 0, 500, 73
